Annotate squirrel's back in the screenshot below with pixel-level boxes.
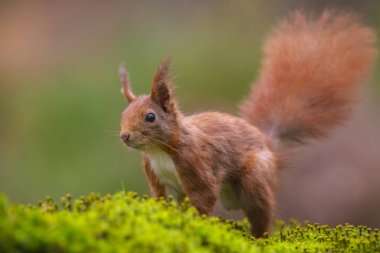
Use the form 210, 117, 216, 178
183, 112, 269, 152
240, 10, 377, 145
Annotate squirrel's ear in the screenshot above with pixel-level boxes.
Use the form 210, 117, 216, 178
119, 64, 136, 103
150, 58, 175, 112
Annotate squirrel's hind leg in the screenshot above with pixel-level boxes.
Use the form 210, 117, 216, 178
238, 151, 277, 238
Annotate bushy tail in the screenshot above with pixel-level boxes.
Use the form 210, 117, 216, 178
240, 10, 377, 146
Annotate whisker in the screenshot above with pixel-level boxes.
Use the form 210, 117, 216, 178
145, 138, 163, 153
101, 128, 122, 138
146, 135, 180, 153
102, 130, 121, 134
102, 129, 120, 132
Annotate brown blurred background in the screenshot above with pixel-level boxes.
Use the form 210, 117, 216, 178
0, 0, 379, 227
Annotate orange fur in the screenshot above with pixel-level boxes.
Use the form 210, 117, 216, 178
119, 10, 377, 238
240, 10, 377, 145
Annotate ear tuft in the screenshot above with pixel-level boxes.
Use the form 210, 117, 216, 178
119, 64, 136, 103
151, 58, 176, 113
153, 58, 172, 85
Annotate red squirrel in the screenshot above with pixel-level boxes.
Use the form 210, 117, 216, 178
118, 10, 377, 237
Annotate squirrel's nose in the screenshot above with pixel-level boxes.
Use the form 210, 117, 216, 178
120, 133, 131, 144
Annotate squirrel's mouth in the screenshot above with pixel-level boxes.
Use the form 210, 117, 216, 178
121, 133, 161, 151
122, 139, 149, 151
123, 141, 141, 149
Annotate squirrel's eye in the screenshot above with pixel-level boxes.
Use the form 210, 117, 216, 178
145, 113, 156, 123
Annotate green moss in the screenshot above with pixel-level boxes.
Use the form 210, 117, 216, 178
0, 192, 379, 253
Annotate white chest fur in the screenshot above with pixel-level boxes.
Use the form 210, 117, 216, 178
147, 152, 183, 192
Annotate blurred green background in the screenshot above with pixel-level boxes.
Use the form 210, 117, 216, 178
1, 1, 380, 226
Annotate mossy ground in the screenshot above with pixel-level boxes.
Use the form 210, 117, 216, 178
0, 192, 379, 253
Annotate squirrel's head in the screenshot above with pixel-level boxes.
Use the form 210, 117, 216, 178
119, 58, 181, 151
